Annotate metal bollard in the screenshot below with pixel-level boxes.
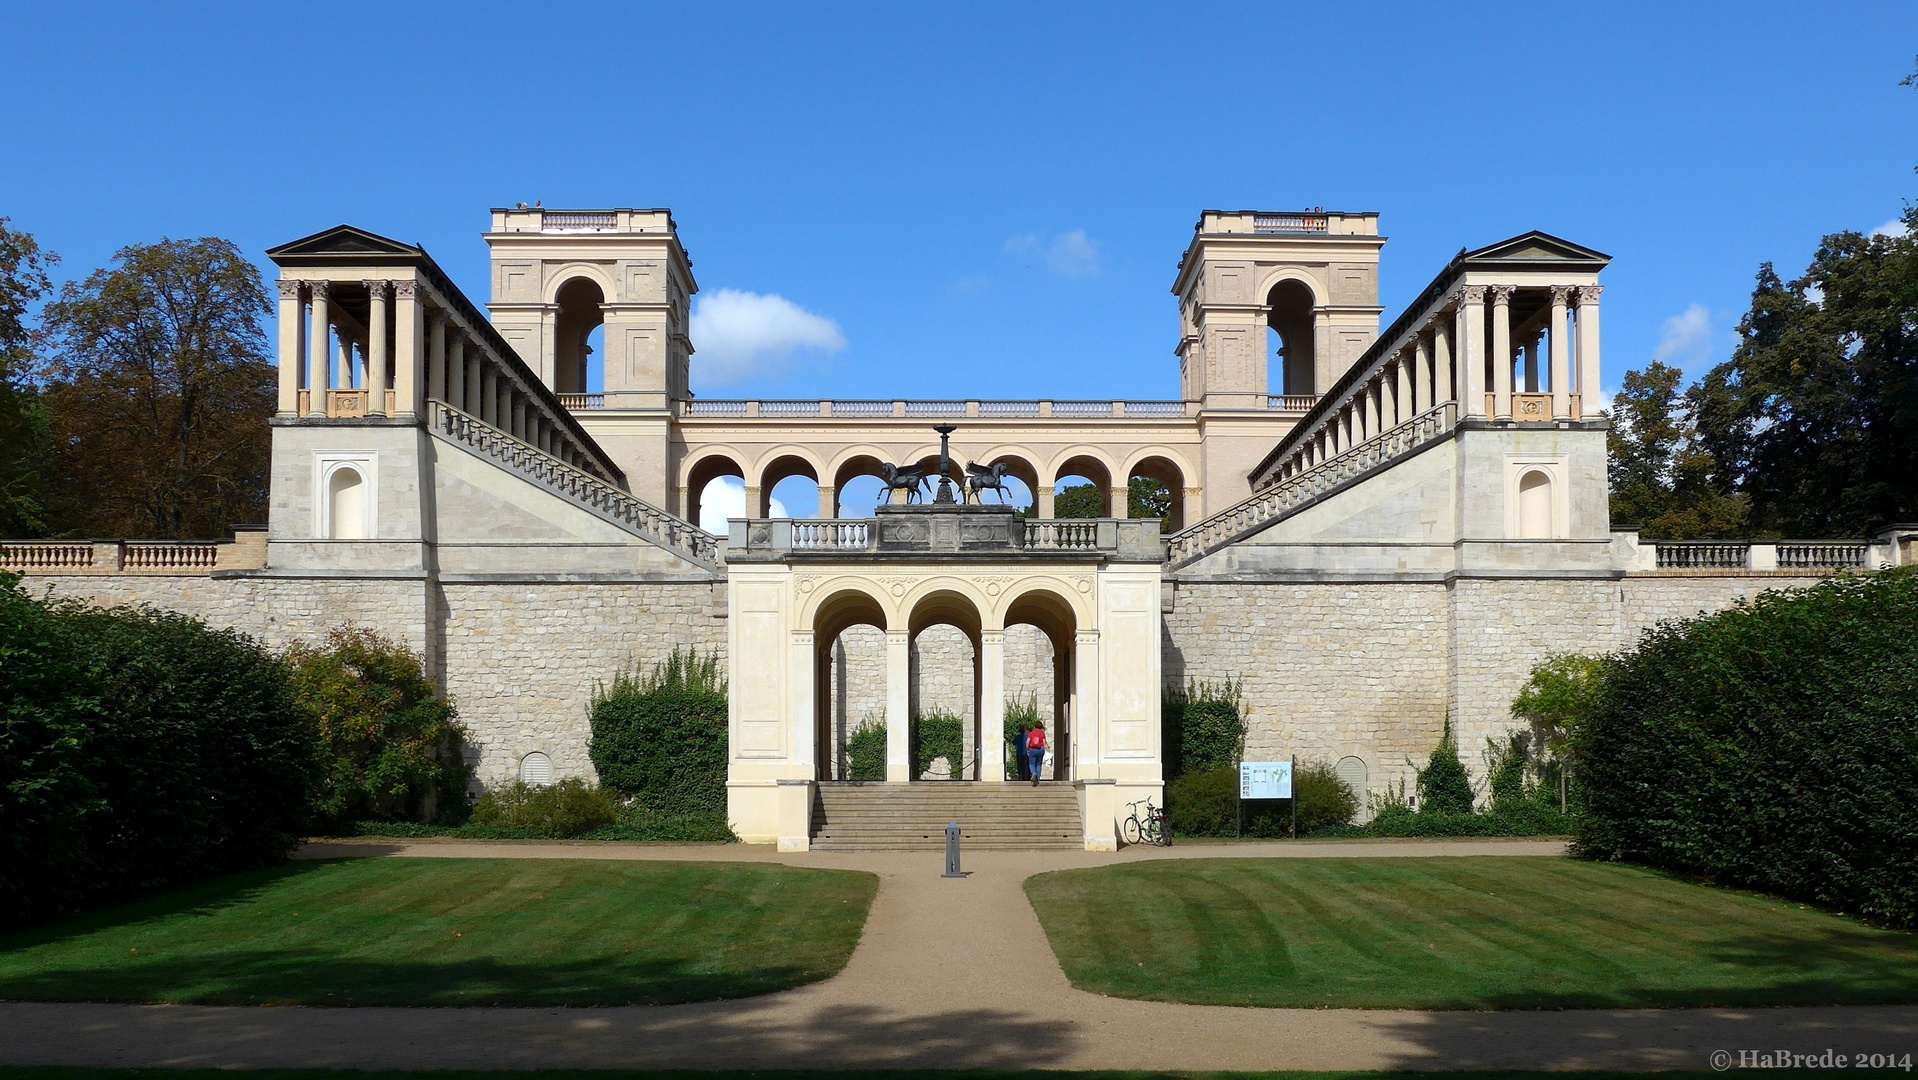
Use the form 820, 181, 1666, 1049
942, 820, 967, 878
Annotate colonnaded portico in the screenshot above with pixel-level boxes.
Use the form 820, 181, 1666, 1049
11, 200, 1910, 850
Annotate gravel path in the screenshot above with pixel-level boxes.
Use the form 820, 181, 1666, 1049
3, 837, 1913, 1072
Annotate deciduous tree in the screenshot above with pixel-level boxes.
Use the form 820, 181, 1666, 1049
0, 219, 53, 537
39, 237, 274, 538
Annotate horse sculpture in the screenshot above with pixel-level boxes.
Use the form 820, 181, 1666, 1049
964, 461, 1013, 505
878, 462, 928, 504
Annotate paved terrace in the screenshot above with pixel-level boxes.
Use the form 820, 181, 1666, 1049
4, 838, 1914, 1072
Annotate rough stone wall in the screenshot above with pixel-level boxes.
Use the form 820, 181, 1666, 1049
437, 582, 725, 787
25, 574, 432, 656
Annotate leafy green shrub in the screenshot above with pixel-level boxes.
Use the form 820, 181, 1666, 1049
1415, 719, 1475, 815
1575, 569, 1918, 926
588, 649, 726, 813
1485, 731, 1530, 813
1166, 762, 1357, 837
0, 575, 312, 925
1327, 800, 1576, 838
1005, 693, 1042, 779
287, 627, 468, 828
469, 778, 618, 838
846, 717, 886, 781
1161, 678, 1245, 778
911, 708, 965, 779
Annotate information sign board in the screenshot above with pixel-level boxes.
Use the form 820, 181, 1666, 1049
1239, 760, 1293, 800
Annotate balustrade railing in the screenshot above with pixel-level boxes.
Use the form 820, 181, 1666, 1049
792, 520, 872, 550
830, 400, 894, 417
978, 400, 1041, 417
1655, 542, 1750, 570
1777, 542, 1869, 569
904, 401, 967, 416
1166, 403, 1458, 567
430, 400, 718, 565
124, 542, 220, 570
1254, 213, 1329, 233
1049, 401, 1113, 418
1267, 395, 1319, 412
1024, 520, 1100, 550
541, 211, 618, 231
0, 542, 94, 571
557, 393, 605, 410
675, 399, 1190, 420
685, 400, 749, 416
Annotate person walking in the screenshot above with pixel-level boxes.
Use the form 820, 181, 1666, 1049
1025, 723, 1047, 786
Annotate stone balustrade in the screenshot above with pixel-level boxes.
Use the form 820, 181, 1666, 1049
0, 531, 267, 575
727, 505, 1161, 561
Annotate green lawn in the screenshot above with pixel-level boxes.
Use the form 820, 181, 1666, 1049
0, 857, 876, 1006
1025, 857, 1918, 1009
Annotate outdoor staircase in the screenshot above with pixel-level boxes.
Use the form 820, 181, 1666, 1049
426, 399, 720, 570
810, 782, 1084, 851
1162, 401, 1457, 570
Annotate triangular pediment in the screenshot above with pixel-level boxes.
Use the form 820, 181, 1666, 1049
267, 225, 422, 263
1463, 231, 1610, 266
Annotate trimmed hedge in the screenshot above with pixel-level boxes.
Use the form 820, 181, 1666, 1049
0, 575, 311, 925
587, 649, 727, 814
1575, 569, 1918, 926
470, 778, 617, 837
1167, 763, 1358, 837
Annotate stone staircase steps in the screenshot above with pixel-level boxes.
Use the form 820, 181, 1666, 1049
811, 782, 1083, 850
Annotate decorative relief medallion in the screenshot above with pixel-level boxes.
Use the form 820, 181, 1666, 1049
796, 575, 819, 594
1075, 577, 1092, 594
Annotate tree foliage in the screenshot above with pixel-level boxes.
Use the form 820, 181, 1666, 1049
0, 219, 53, 538
587, 648, 728, 812
1050, 477, 1174, 523
37, 237, 274, 538
1607, 361, 1750, 538
0, 572, 312, 925
1414, 719, 1474, 815
1574, 568, 1918, 926
286, 627, 469, 827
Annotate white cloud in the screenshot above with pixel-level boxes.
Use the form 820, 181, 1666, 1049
697, 475, 785, 531
1653, 303, 1719, 367
1871, 218, 1909, 238
1005, 229, 1102, 278
689, 289, 845, 384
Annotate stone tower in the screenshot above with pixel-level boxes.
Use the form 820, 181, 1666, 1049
484, 207, 697, 505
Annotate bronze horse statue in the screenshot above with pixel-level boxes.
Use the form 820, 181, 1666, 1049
879, 462, 929, 504
965, 461, 1013, 504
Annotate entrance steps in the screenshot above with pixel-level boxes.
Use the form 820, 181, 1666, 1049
810, 782, 1083, 851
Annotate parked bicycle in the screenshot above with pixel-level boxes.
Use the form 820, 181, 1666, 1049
1122, 797, 1171, 847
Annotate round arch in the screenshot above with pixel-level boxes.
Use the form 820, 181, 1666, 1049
1049, 452, 1117, 517
811, 587, 891, 782
684, 451, 746, 532
1002, 586, 1082, 781
1265, 274, 1320, 398
906, 588, 984, 781
552, 276, 606, 395
755, 451, 824, 518
965, 446, 1042, 509
1254, 266, 1326, 309
1125, 453, 1188, 531
540, 262, 619, 305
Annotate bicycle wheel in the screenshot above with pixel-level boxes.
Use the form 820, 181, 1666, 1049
1122, 816, 1142, 846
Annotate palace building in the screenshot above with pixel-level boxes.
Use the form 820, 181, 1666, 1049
9, 205, 1909, 849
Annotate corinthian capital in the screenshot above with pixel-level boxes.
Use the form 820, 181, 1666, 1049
276, 279, 304, 301
307, 278, 331, 300
1576, 284, 1604, 305
1489, 285, 1516, 304
366, 279, 392, 300
1550, 284, 1573, 304
393, 280, 419, 300
1457, 285, 1487, 305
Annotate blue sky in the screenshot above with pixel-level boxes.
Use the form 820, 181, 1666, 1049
4, 2, 1915, 406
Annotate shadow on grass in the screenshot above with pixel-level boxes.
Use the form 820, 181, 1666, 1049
0, 862, 342, 952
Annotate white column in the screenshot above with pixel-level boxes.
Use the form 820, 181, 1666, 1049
1395, 354, 1412, 425
306, 280, 330, 416
1434, 318, 1455, 407
1073, 629, 1101, 780
1413, 335, 1432, 415
338, 335, 354, 390
427, 310, 447, 404
1577, 285, 1603, 418
1368, 378, 1383, 436
466, 351, 482, 416
446, 333, 465, 414
1457, 287, 1487, 418
393, 280, 422, 419
480, 365, 496, 425
1313, 311, 1333, 392
979, 628, 1005, 782
885, 631, 911, 782
1491, 285, 1514, 421
275, 280, 303, 416
1550, 285, 1572, 419
1110, 485, 1129, 518
367, 280, 391, 417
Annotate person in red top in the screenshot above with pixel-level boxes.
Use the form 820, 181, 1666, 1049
1025, 724, 1047, 786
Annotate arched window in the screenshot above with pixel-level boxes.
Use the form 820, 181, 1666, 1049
520, 751, 553, 786
1267, 279, 1317, 396
1517, 470, 1553, 538
328, 466, 366, 539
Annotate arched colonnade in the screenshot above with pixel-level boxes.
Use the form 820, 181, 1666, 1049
679, 443, 1196, 530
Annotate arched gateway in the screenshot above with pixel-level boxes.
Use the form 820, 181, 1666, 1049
725, 503, 1165, 850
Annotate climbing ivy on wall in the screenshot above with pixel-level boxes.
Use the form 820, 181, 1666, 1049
911, 709, 965, 779
845, 718, 886, 781
1161, 677, 1246, 778
587, 649, 727, 813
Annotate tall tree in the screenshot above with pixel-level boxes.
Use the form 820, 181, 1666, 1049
1695, 206, 1918, 536
39, 238, 274, 539
0, 219, 54, 537
1606, 360, 1748, 538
